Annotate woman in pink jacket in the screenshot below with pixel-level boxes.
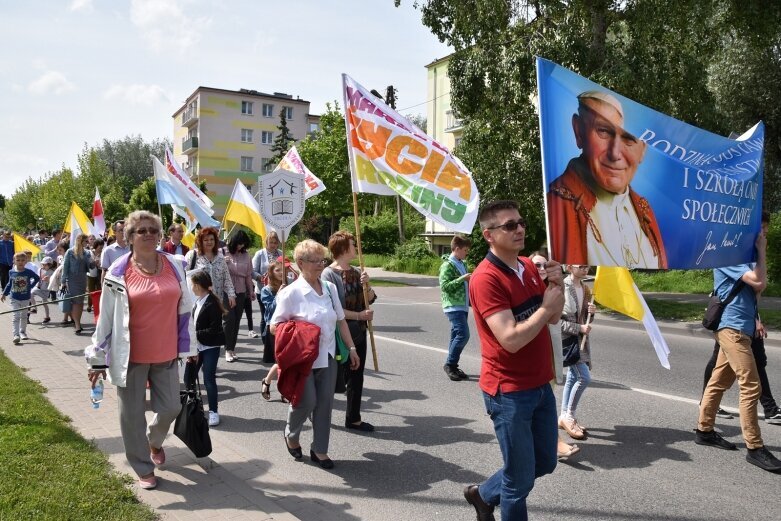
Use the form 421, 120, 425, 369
224, 230, 254, 362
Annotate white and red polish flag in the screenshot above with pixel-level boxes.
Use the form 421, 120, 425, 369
92, 187, 106, 237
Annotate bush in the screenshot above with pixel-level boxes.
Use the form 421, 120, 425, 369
340, 211, 402, 255
393, 238, 437, 261
768, 211, 780, 284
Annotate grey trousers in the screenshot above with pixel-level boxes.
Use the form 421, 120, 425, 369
116, 359, 181, 477
285, 356, 337, 454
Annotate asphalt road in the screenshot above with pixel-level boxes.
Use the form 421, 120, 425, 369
211, 284, 781, 521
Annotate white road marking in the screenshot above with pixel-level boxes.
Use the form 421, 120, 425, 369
373, 334, 741, 414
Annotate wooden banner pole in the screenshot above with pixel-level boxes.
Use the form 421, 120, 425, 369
352, 192, 378, 371
580, 294, 595, 351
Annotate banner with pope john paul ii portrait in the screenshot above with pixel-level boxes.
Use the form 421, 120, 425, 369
536, 57, 764, 270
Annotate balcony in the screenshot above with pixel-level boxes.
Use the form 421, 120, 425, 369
182, 136, 199, 154
182, 107, 198, 127
444, 109, 463, 133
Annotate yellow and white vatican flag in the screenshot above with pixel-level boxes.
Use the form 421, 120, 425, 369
223, 179, 267, 240
593, 267, 671, 369
63, 201, 96, 245
13, 232, 41, 258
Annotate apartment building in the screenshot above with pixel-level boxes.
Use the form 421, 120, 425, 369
172, 87, 320, 220
423, 55, 465, 255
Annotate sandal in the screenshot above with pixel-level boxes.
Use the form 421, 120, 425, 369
261, 380, 271, 401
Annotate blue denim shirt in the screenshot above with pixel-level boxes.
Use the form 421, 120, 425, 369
714, 264, 756, 337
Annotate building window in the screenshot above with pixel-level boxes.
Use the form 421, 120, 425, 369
241, 156, 253, 172
261, 131, 273, 144
241, 129, 253, 143
284, 106, 293, 120
308, 122, 319, 134
261, 158, 275, 173
262, 103, 274, 117
241, 101, 253, 115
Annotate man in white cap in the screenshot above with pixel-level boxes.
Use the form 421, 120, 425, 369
547, 90, 667, 268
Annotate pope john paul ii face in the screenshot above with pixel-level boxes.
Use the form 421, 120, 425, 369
573, 98, 647, 194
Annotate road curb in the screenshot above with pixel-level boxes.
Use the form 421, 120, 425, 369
594, 314, 781, 348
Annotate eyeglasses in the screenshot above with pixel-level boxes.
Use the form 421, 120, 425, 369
303, 258, 327, 266
487, 218, 526, 232
534, 262, 546, 268
133, 227, 160, 236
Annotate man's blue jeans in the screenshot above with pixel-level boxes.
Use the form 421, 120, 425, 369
445, 310, 470, 366
479, 384, 558, 521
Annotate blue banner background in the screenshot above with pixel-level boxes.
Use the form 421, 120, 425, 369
537, 57, 764, 269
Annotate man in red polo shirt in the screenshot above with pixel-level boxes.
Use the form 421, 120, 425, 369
463, 200, 565, 521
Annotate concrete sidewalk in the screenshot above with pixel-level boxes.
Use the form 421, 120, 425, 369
0, 306, 335, 521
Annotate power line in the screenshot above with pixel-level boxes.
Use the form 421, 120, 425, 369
397, 89, 451, 113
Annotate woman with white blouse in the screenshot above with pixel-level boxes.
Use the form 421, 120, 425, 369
270, 240, 359, 469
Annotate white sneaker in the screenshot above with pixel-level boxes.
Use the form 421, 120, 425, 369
20, 333, 28, 341
248, 330, 260, 338
13, 336, 20, 345
208, 411, 220, 426
225, 352, 235, 362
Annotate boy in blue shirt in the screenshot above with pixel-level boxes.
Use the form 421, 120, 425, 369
1, 252, 40, 344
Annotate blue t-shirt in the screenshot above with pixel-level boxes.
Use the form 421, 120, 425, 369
714, 264, 756, 337
3, 268, 40, 301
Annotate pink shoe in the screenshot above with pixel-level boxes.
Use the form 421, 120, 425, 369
138, 473, 157, 490
150, 446, 165, 466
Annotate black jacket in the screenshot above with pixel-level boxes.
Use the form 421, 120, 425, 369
194, 293, 225, 347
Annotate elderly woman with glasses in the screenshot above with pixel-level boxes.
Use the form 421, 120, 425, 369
270, 239, 360, 469
85, 210, 196, 490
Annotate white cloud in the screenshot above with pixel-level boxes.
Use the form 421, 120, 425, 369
69, 0, 94, 11
103, 83, 170, 105
28, 71, 76, 95
130, 0, 211, 53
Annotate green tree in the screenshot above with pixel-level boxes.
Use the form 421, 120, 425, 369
270, 108, 295, 164
94, 135, 171, 195
401, 0, 781, 251
296, 102, 365, 237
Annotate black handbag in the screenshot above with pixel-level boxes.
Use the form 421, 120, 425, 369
174, 373, 212, 458
702, 280, 745, 331
562, 335, 581, 367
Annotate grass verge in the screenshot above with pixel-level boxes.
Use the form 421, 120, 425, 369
0, 349, 157, 521
636, 299, 781, 330
370, 279, 410, 287
633, 269, 781, 297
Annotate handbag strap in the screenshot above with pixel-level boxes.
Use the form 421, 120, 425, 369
720, 279, 746, 308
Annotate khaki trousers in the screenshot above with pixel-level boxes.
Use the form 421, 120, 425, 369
698, 328, 763, 449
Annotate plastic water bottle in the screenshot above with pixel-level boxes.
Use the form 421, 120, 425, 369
90, 377, 104, 409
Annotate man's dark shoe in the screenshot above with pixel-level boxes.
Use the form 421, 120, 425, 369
715, 408, 734, 419
746, 446, 781, 472
444, 364, 461, 381
764, 408, 781, 425
694, 429, 737, 450
463, 485, 495, 521
454, 366, 468, 380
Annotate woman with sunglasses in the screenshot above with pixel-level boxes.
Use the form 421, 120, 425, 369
85, 210, 196, 490
530, 250, 581, 460
270, 239, 360, 469
558, 263, 597, 441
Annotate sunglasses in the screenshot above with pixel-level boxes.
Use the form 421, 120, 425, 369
534, 262, 546, 268
487, 218, 526, 232
133, 227, 160, 236
571, 265, 589, 269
